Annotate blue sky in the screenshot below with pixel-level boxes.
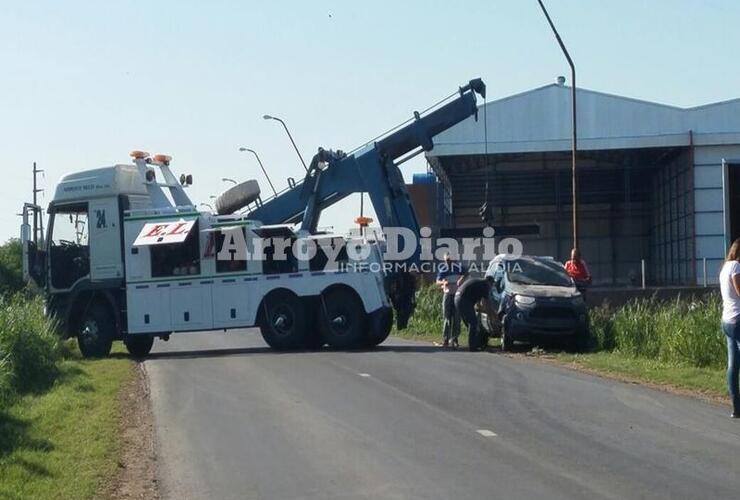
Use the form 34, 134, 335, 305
2, 0, 739, 242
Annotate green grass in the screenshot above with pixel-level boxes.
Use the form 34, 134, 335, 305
394, 283, 445, 343
395, 284, 729, 398
0, 344, 132, 500
1, 295, 60, 406
552, 351, 726, 399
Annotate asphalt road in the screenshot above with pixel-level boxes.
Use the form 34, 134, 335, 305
144, 330, 740, 500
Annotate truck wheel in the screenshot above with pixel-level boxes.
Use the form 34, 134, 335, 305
259, 290, 307, 350
364, 308, 393, 347
320, 288, 365, 349
125, 335, 154, 358
77, 302, 114, 358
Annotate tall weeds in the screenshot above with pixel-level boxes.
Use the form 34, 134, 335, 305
603, 294, 725, 368
0, 294, 60, 406
406, 284, 726, 369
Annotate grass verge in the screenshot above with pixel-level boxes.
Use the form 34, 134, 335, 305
395, 325, 729, 401
394, 284, 728, 401
0, 344, 132, 500
548, 351, 727, 400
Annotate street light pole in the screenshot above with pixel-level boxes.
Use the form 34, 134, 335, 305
263, 115, 309, 172
537, 0, 578, 250
239, 147, 277, 196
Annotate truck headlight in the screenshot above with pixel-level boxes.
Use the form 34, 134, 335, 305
515, 295, 535, 306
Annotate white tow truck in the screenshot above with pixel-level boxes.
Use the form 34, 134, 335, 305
21, 78, 486, 357
21, 152, 392, 357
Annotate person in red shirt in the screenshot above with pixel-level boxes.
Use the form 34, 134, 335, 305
564, 248, 592, 296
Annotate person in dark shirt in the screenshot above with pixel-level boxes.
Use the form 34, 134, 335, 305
454, 276, 493, 351
435, 253, 465, 347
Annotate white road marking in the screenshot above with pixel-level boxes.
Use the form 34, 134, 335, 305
358, 373, 371, 377
476, 429, 497, 437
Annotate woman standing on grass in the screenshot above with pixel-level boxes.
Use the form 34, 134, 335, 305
720, 238, 740, 418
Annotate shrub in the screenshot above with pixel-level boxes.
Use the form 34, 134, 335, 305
0, 294, 59, 406
593, 293, 724, 369
397, 282, 444, 338
403, 283, 726, 369
588, 302, 616, 351
0, 239, 24, 297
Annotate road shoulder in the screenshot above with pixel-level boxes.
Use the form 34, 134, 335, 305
98, 361, 159, 499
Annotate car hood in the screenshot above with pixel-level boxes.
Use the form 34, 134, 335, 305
507, 282, 579, 298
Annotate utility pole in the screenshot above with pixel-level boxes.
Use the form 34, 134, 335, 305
537, 0, 578, 249
32, 162, 44, 243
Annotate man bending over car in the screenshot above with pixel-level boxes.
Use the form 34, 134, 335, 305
455, 275, 494, 351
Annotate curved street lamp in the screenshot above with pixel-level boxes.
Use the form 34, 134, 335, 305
238, 147, 278, 196
263, 114, 309, 172
221, 177, 237, 185
537, 0, 578, 250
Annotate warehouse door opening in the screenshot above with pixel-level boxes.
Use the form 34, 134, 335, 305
725, 162, 740, 244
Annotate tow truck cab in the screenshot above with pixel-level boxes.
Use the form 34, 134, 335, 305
21, 154, 393, 358
23, 163, 147, 338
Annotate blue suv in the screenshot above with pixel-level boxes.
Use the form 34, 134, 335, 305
481, 255, 589, 351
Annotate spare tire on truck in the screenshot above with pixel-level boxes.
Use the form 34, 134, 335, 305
319, 287, 366, 349
259, 289, 308, 350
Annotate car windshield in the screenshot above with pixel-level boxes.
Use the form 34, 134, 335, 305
506, 259, 572, 287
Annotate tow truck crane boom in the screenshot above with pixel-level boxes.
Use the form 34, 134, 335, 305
248, 78, 486, 236
247, 79, 486, 328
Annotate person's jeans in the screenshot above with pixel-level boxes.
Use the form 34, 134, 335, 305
442, 293, 460, 342
721, 320, 740, 413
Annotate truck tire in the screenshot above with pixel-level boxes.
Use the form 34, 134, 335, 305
364, 308, 393, 347
319, 288, 365, 349
77, 302, 115, 358
259, 290, 307, 350
125, 335, 154, 358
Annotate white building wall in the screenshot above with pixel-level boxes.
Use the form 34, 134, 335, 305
693, 145, 740, 284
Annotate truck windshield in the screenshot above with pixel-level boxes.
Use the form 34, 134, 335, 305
507, 259, 572, 287
49, 203, 90, 289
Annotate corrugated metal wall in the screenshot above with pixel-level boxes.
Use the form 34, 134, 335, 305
435, 147, 703, 286
649, 150, 694, 285
692, 145, 740, 284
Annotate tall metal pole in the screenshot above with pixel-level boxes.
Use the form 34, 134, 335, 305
32, 162, 37, 241
537, 0, 578, 249
32, 162, 44, 243
263, 115, 309, 172
241, 148, 278, 196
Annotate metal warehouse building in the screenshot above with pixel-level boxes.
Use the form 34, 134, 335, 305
421, 81, 740, 286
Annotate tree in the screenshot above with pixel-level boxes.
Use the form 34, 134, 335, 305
0, 239, 24, 296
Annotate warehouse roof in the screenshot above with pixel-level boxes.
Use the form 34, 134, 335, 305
428, 83, 740, 157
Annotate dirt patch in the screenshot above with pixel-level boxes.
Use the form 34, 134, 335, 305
99, 362, 160, 499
